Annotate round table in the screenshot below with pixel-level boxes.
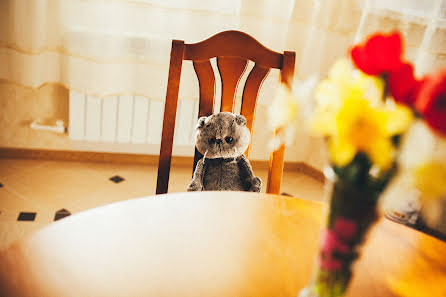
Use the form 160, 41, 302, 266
1, 192, 445, 297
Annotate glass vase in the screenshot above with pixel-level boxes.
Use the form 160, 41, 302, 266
299, 155, 392, 297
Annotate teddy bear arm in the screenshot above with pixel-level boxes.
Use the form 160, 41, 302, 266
187, 158, 205, 191
238, 155, 262, 192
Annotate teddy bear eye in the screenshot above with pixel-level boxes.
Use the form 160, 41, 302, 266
209, 137, 216, 144
225, 137, 233, 144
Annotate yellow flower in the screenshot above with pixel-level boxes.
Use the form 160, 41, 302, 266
314, 59, 384, 112
312, 59, 413, 168
330, 98, 412, 168
414, 162, 446, 200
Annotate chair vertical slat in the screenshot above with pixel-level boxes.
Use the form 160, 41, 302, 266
192, 60, 216, 172
216, 57, 248, 112
156, 40, 185, 194
240, 64, 270, 158
266, 51, 296, 194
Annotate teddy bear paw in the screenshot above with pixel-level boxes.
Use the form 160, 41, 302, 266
187, 182, 203, 192
249, 177, 262, 192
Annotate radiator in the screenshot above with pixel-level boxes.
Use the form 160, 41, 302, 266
68, 90, 198, 154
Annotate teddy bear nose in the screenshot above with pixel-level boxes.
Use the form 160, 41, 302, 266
216, 139, 222, 144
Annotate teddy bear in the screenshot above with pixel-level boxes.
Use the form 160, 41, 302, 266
187, 112, 262, 192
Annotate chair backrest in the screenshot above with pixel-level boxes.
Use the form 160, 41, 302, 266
156, 30, 295, 195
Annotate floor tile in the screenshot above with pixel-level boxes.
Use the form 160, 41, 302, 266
0, 187, 41, 211
17, 212, 36, 222
0, 159, 50, 180
0, 210, 20, 222
0, 222, 47, 251
54, 208, 71, 221
0, 161, 112, 209
109, 175, 125, 183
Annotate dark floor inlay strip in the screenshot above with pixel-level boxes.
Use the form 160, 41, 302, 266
54, 209, 71, 221
109, 175, 125, 183
18, 212, 36, 221
281, 192, 293, 197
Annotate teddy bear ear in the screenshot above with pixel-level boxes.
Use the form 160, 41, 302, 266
235, 114, 247, 126
197, 116, 207, 129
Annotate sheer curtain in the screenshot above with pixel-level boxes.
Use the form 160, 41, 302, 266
2, 0, 445, 100
1, 0, 445, 165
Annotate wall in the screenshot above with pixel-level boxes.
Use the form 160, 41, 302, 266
0, 80, 327, 170
0, 80, 70, 150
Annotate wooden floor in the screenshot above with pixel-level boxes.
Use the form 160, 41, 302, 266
0, 158, 324, 250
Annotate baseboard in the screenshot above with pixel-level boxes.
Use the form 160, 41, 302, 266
0, 147, 161, 165
291, 162, 325, 183
0, 147, 325, 182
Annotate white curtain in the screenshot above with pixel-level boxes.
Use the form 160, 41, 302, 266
1, 0, 445, 104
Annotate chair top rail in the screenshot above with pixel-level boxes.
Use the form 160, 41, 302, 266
182, 30, 283, 69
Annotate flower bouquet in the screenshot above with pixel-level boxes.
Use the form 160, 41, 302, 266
269, 32, 446, 297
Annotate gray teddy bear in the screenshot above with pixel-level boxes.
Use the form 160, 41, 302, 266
187, 112, 262, 192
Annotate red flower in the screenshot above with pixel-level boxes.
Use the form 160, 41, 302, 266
333, 218, 357, 240
388, 62, 421, 106
318, 218, 358, 272
321, 230, 349, 254
415, 69, 446, 136
351, 32, 403, 75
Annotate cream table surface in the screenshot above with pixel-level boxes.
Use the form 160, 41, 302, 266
1, 191, 445, 297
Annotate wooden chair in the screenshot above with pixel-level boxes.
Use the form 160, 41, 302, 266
156, 30, 295, 195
